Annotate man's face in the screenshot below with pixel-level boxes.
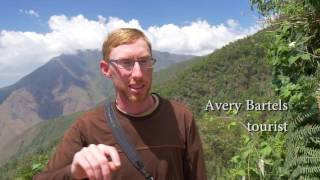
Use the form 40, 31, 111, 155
107, 38, 153, 102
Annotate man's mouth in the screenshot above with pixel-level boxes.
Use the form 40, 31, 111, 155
128, 84, 145, 92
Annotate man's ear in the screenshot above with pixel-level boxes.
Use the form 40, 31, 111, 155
100, 60, 112, 78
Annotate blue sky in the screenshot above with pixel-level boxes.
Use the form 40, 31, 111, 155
1, 0, 259, 32
0, 0, 263, 88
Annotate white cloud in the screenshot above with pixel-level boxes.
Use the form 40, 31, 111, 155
0, 14, 261, 87
147, 19, 260, 55
226, 19, 239, 28
19, 9, 40, 17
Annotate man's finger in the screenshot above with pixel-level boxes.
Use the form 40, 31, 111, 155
88, 145, 111, 180
82, 147, 102, 180
98, 144, 121, 168
75, 152, 95, 180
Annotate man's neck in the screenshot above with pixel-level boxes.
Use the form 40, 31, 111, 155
115, 94, 154, 115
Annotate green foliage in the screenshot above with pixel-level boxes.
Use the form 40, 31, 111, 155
13, 150, 51, 180
198, 113, 245, 179
227, 115, 288, 179
251, 0, 320, 179
0, 143, 55, 180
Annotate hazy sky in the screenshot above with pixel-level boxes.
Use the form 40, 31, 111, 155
0, 0, 264, 88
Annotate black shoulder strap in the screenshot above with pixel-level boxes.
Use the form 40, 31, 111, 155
104, 102, 154, 180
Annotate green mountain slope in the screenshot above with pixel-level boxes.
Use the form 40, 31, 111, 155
0, 111, 84, 179
153, 30, 280, 178
155, 31, 273, 116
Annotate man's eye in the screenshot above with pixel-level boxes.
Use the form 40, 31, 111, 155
139, 59, 148, 64
120, 60, 133, 66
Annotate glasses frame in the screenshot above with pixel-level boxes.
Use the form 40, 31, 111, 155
109, 57, 157, 70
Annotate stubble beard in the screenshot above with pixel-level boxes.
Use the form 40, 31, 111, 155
116, 80, 151, 103
128, 84, 150, 102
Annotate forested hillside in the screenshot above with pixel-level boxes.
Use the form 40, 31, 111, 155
154, 30, 286, 179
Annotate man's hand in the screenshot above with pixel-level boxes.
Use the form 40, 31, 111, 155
71, 144, 121, 180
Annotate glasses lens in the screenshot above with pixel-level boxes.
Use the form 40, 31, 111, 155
113, 58, 156, 69
138, 59, 153, 68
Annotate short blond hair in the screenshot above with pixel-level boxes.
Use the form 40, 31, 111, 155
102, 28, 152, 61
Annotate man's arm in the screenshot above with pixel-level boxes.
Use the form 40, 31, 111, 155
183, 117, 208, 180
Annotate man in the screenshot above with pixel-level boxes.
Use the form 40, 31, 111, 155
34, 28, 207, 180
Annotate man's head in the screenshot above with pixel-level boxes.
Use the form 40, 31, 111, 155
102, 28, 152, 62
100, 28, 154, 103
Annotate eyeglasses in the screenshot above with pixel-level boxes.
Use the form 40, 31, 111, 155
109, 57, 156, 70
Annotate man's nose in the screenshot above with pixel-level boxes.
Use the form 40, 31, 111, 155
131, 61, 143, 79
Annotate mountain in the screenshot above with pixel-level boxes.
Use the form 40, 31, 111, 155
0, 50, 194, 152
